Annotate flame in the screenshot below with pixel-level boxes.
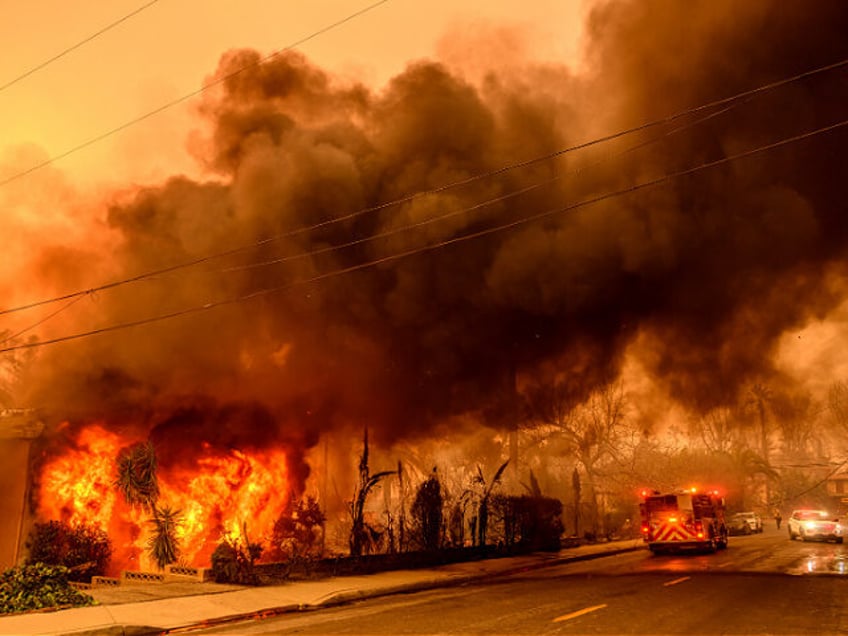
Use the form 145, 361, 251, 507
36, 424, 290, 572
160, 445, 290, 565
37, 425, 122, 528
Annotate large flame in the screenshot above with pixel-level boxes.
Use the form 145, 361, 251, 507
36, 424, 290, 573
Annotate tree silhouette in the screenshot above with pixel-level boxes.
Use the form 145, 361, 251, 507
747, 384, 774, 463
472, 460, 509, 547
526, 380, 628, 536
746, 383, 775, 504
411, 468, 443, 551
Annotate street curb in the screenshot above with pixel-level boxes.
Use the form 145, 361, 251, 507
65, 543, 646, 635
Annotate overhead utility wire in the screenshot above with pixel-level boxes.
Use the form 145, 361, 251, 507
3, 115, 846, 354
1, 47, 843, 194
0, 0, 162, 93
3, 54, 844, 316
0, 296, 85, 346
0, 0, 391, 189
1, 104, 732, 316
2, 93, 740, 342
5, 96, 742, 344
261, 119, 848, 293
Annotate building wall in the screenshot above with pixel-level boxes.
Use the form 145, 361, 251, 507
0, 438, 32, 569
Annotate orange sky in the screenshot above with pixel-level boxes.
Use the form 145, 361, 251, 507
0, 0, 589, 188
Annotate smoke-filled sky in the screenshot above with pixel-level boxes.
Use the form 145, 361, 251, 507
4, 0, 848, 493
0, 0, 586, 186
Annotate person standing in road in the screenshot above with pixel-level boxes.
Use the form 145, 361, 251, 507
774, 510, 782, 530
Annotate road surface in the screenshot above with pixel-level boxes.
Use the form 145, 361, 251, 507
195, 525, 848, 634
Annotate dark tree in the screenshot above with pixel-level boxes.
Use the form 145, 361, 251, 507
411, 469, 443, 551
268, 495, 325, 575
572, 467, 581, 537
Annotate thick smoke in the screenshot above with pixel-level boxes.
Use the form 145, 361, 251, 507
17, 0, 848, 478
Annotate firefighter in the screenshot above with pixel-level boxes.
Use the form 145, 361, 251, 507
774, 510, 782, 530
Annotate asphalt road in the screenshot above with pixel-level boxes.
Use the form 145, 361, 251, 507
195, 525, 848, 634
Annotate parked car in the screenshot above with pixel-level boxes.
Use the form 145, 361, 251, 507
787, 509, 844, 543
728, 512, 763, 535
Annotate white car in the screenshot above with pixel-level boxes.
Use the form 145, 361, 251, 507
787, 509, 844, 543
732, 511, 763, 534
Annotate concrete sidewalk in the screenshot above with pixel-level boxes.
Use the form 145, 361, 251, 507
0, 539, 644, 636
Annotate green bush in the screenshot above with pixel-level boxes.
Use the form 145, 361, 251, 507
0, 563, 94, 614
27, 520, 112, 582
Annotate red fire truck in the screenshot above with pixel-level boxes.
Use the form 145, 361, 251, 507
639, 488, 728, 554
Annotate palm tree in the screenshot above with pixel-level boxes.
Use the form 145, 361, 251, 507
115, 441, 159, 511
473, 460, 509, 547
147, 506, 181, 570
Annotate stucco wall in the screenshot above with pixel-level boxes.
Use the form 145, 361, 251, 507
0, 438, 31, 569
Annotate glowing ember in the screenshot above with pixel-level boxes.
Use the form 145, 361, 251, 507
36, 424, 290, 572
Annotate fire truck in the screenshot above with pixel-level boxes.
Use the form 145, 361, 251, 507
639, 488, 728, 554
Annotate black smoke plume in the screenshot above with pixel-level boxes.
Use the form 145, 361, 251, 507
25, 0, 848, 473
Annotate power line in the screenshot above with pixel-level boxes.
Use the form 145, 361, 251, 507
1, 101, 731, 316
787, 457, 848, 501
3, 115, 845, 354
0, 0, 162, 94
0, 296, 86, 346
0, 0, 391, 190
2, 95, 738, 340
4, 50, 843, 317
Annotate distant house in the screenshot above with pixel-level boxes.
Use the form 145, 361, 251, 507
826, 471, 848, 515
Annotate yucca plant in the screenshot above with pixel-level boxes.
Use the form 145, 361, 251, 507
115, 441, 160, 511
147, 506, 181, 570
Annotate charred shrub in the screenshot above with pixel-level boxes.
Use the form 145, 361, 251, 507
266, 496, 325, 576
494, 495, 564, 551
211, 528, 263, 585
